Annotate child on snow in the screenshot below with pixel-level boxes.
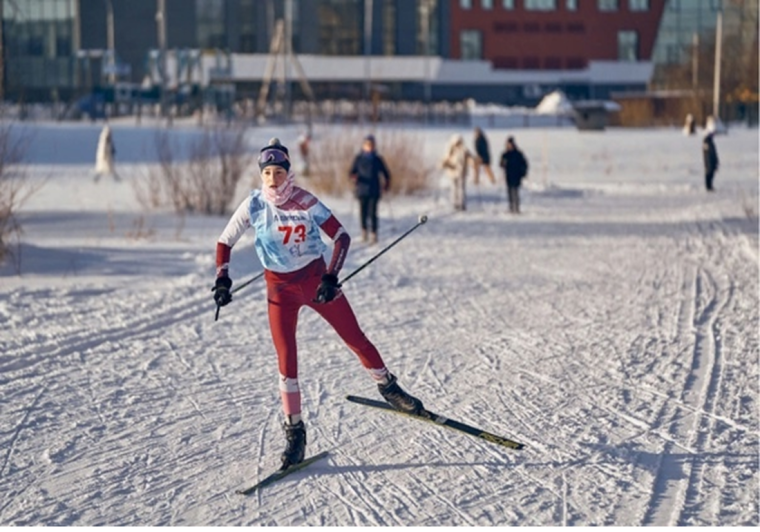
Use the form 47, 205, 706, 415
212, 138, 424, 470
441, 134, 474, 211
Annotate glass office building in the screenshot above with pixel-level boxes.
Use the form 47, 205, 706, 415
650, 0, 757, 89
1, 0, 445, 102
3, 0, 78, 99
651, 0, 722, 66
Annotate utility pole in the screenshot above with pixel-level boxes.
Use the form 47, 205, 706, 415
74, 0, 82, 92
363, 0, 373, 124
156, 0, 168, 122
422, 0, 431, 124
0, 0, 4, 103
105, 0, 115, 85
284, 0, 293, 121
712, 9, 723, 121
691, 32, 699, 90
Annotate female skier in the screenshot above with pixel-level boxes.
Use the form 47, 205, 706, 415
212, 138, 424, 469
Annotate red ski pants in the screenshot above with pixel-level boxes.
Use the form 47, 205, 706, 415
265, 259, 387, 416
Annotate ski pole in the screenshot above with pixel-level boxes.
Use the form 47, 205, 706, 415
231, 271, 265, 295
385, 194, 396, 232
340, 214, 428, 286
213, 270, 265, 321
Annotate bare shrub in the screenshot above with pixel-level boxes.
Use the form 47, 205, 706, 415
740, 189, 758, 220
125, 215, 156, 240
134, 124, 253, 215
0, 117, 37, 266
306, 128, 434, 197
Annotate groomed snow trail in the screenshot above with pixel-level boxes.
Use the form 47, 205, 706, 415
0, 124, 757, 525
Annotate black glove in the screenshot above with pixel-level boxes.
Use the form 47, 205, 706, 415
213, 276, 233, 307
315, 273, 341, 304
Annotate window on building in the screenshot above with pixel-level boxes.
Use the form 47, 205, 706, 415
28, 36, 45, 56
482, 0, 494, 8
55, 19, 72, 56
460, 30, 482, 59
417, 0, 438, 55
493, 56, 518, 68
629, 0, 649, 11
598, 0, 619, 11
317, 1, 361, 55
383, 0, 397, 55
566, 0, 578, 10
525, 0, 557, 10
709, 0, 722, 10
494, 21, 518, 32
196, 0, 226, 49
460, 0, 472, 9
290, 0, 301, 52
238, 0, 258, 52
618, 30, 638, 60
2, 0, 77, 92
503, 0, 515, 8
665, 44, 682, 63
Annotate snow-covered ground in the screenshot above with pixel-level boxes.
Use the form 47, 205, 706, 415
1, 120, 758, 526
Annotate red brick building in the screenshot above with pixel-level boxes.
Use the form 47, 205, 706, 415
450, 0, 667, 70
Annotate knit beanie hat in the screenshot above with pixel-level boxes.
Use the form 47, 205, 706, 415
258, 138, 291, 172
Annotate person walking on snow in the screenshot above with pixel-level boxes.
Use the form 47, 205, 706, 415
441, 134, 473, 211
473, 127, 496, 185
499, 136, 529, 214
702, 127, 719, 192
94, 124, 118, 182
213, 138, 423, 470
349, 134, 390, 244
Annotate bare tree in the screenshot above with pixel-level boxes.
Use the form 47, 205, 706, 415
307, 128, 434, 197
0, 114, 37, 266
134, 124, 253, 216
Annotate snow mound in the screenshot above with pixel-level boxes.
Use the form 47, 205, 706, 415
535, 90, 574, 115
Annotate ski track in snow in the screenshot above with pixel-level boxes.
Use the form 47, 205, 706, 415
0, 123, 757, 525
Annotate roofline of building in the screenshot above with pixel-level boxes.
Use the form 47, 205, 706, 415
161, 53, 654, 88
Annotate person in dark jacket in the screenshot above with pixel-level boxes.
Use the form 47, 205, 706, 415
473, 127, 496, 185
349, 135, 390, 243
499, 136, 529, 213
702, 130, 719, 191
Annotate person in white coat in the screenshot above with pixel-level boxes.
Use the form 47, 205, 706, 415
441, 134, 473, 211
94, 125, 118, 181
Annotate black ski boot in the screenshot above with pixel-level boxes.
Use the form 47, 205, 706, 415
280, 421, 306, 470
378, 374, 425, 416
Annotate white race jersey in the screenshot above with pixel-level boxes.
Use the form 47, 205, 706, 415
218, 187, 337, 273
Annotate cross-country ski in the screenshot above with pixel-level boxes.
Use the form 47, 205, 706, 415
236, 451, 330, 496
346, 395, 525, 450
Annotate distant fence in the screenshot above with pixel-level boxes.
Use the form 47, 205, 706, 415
4, 98, 575, 129
250, 99, 574, 129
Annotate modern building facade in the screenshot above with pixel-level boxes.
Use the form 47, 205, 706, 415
1, 0, 751, 108
449, 0, 667, 68
2, 0, 78, 101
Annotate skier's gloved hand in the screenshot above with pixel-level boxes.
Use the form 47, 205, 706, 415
213, 276, 233, 307
315, 273, 341, 304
